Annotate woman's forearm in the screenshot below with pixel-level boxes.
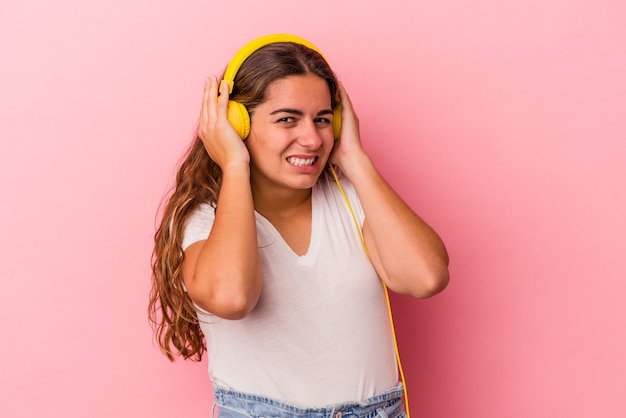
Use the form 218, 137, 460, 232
342, 152, 449, 298
184, 162, 262, 319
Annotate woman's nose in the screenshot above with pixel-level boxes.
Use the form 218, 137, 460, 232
296, 119, 323, 148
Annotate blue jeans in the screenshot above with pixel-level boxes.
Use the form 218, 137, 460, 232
211, 383, 406, 418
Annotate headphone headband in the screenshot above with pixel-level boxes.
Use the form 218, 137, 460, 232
222, 34, 341, 140
222, 34, 328, 94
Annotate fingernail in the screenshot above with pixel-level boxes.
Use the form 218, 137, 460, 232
220, 80, 233, 95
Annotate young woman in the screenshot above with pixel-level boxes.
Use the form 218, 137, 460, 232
149, 35, 449, 418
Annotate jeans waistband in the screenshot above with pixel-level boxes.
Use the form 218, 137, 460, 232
212, 383, 405, 418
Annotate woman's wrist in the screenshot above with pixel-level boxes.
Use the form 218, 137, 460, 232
336, 150, 374, 181
221, 160, 251, 177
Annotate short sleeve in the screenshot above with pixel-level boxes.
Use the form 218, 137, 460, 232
182, 203, 216, 251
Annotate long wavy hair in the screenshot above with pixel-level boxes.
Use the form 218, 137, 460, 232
149, 41, 339, 361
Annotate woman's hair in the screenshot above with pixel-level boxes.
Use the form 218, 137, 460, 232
148, 41, 339, 361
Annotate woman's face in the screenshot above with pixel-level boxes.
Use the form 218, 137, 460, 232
246, 74, 335, 195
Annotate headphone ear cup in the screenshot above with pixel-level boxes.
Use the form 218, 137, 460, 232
227, 100, 251, 140
332, 104, 342, 140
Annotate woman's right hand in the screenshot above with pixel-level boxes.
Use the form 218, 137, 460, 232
198, 76, 250, 169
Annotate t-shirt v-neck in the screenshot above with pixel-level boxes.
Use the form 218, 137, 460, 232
253, 187, 320, 265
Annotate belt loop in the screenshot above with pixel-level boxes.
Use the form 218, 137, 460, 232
329, 405, 338, 418
210, 402, 218, 418
376, 408, 389, 418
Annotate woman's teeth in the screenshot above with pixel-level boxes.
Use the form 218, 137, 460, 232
287, 156, 316, 166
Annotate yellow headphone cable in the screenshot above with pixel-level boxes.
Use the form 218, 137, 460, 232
329, 163, 411, 418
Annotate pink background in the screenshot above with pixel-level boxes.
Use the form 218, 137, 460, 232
1, 0, 625, 416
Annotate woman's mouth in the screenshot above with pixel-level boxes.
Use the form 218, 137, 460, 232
286, 156, 317, 167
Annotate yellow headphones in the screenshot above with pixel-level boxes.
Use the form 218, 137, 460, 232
221, 34, 342, 140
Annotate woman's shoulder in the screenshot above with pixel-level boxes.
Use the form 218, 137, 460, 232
187, 201, 215, 222
182, 202, 216, 250
314, 170, 362, 223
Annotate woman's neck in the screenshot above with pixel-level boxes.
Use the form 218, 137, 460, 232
251, 185, 312, 220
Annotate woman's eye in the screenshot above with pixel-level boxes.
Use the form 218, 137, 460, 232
314, 117, 331, 126
277, 117, 295, 123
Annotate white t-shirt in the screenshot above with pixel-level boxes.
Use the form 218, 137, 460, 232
182, 172, 398, 407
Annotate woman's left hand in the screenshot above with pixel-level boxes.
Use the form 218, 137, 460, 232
329, 82, 368, 175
